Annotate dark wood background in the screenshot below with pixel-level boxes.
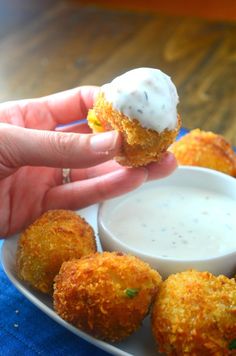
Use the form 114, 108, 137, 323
1, 0, 236, 144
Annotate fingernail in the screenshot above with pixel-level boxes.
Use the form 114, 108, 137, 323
90, 131, 120, 152
158, 151, 169, 162
160, 151, 177, 164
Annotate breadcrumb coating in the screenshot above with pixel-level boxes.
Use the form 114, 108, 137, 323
152, 270, 236, 355
87, 92, 181, 167
16, 210, 96, 294
169, 129, 236, 177
53, 251, 162, 342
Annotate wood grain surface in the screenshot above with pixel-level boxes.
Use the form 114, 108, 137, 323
0, 0, 236, 144
78, 0, 236, 21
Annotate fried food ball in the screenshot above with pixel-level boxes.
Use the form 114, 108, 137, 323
169, 129, 236, 176
88, 67, 181, 167
88, 92, 181, 167
53, 251, 162, 342
152, 270, 236, 355
16, 210, 96, 294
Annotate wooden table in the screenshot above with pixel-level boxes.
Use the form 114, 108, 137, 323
1, 0, 236, 144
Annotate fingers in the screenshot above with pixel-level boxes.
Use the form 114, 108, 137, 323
146, 152, 177, 181
45, 152, 177, 211
69, 152, 176, 182
42, 86, 99, 125
0, 124, 121, 173
70, 160, 121, 181
40, 86, 99, 127
44, 167, 148, 211
0, 86, 99, 130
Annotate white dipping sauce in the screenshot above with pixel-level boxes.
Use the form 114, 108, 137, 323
107, 185, 236, 259
101, 67, 179, 132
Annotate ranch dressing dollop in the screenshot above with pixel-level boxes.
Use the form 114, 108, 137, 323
106, 185, 236, 260
101, 67, 179, 132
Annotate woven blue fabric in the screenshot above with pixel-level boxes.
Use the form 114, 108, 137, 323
1, 128, 228, 355
0, 241, 109, 356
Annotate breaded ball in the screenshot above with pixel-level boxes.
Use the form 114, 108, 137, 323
152, 270, 236, 355
88, 92, 181, 167
16, 210, 96, 294
169, 129, 236, 176
88, 68, 180, 167
53, 251, 162, 342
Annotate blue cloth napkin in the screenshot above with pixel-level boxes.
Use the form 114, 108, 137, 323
0, 127, 221, 355
0, 241, 109, 356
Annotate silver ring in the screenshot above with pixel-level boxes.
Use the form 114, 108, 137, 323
62, 168, 71, 184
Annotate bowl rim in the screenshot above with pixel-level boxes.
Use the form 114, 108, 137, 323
98, 165, 236, 263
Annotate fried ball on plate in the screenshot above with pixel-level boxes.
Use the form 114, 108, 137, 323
169, 128, 236, 176
53, 251, 162, 342
152, 270, 236, 356
88, 67, 181, 167
16, 210, 96, 294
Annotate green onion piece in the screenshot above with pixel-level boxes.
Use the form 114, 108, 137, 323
124, 288, 139, 298
94, 120, 101, 126
229, 339, 236, 350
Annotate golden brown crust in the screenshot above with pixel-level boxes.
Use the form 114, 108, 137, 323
16, 210, 96, 294
53, 251, 162, 342
87, 92, 181, 167
169, 129, 236, 177
152, 270, 236, 355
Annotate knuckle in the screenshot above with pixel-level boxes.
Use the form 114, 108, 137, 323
0, 124, 19, 167
49, 132, 78, 157
0, 123, 12, 143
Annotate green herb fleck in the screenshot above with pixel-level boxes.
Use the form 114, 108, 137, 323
229, 339, 236, 350
94, 120, 101, 127
124, 288, 139, 298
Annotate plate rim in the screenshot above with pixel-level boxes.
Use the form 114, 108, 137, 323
0, 205, 133, 356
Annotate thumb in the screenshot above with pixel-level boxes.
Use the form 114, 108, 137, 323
0, 123, 121, 178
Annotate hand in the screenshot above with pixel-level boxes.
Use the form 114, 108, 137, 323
0, 86, 177, 237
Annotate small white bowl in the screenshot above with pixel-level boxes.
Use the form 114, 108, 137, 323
98, 166, 236, 279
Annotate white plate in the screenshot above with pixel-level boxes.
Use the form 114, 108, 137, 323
1, 204, 162, 356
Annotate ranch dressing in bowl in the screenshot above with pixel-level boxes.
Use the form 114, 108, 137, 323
98, 167, 236, 277
105, 185, 236, 260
